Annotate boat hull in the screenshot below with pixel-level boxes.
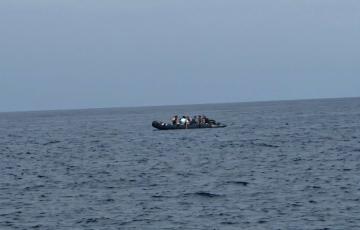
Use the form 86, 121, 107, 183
152, 121, 226, 130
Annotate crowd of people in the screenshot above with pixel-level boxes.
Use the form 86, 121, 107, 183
170, 115, 215, 128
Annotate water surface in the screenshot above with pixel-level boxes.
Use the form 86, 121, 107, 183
1, 98, 360, 229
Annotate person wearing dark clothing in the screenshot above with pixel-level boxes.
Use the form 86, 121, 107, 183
172, 115, 179, 125
190, 116, 197, 125
204, 116, 209, 124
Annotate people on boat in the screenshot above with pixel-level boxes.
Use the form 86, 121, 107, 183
190, 116, 197, 125
203, 115, 210, 124
170, 114, 216, 127
171, 115, 179, 125
179, 116, 189, 128
197, 115, 202, 125
180, 116, 187, 125
186, 116, 191, 124
201, 115, 206, 124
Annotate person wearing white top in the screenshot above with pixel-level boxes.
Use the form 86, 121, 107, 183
180, 116, 187, 125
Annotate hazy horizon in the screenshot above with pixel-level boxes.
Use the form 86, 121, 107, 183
1, 1, 359, 112
1, 96, 359, 114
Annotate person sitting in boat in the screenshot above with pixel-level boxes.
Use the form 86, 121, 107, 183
190, 116, 197, 125
197, 115, 202, 125
180, 116, 190, 128
180, 116, 187, 125
186, 116, 191, 124
171, 115, 179, 125
201, 115, 207, 124
205, 116, 210, 124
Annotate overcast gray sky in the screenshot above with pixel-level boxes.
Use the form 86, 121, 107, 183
1, 0, 359, 112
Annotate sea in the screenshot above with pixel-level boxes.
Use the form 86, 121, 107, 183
1, 97, 360, 230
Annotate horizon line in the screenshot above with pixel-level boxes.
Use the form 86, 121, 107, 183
1, 96, 359, 114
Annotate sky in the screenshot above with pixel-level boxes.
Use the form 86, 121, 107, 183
0, 0, 359, 112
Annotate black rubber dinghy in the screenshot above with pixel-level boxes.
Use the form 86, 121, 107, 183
152, 121, 226, 130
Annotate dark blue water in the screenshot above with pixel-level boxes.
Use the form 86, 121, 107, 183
1, 98, 360, 229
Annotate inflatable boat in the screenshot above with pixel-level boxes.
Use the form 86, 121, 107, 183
152, 121, 226, 130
